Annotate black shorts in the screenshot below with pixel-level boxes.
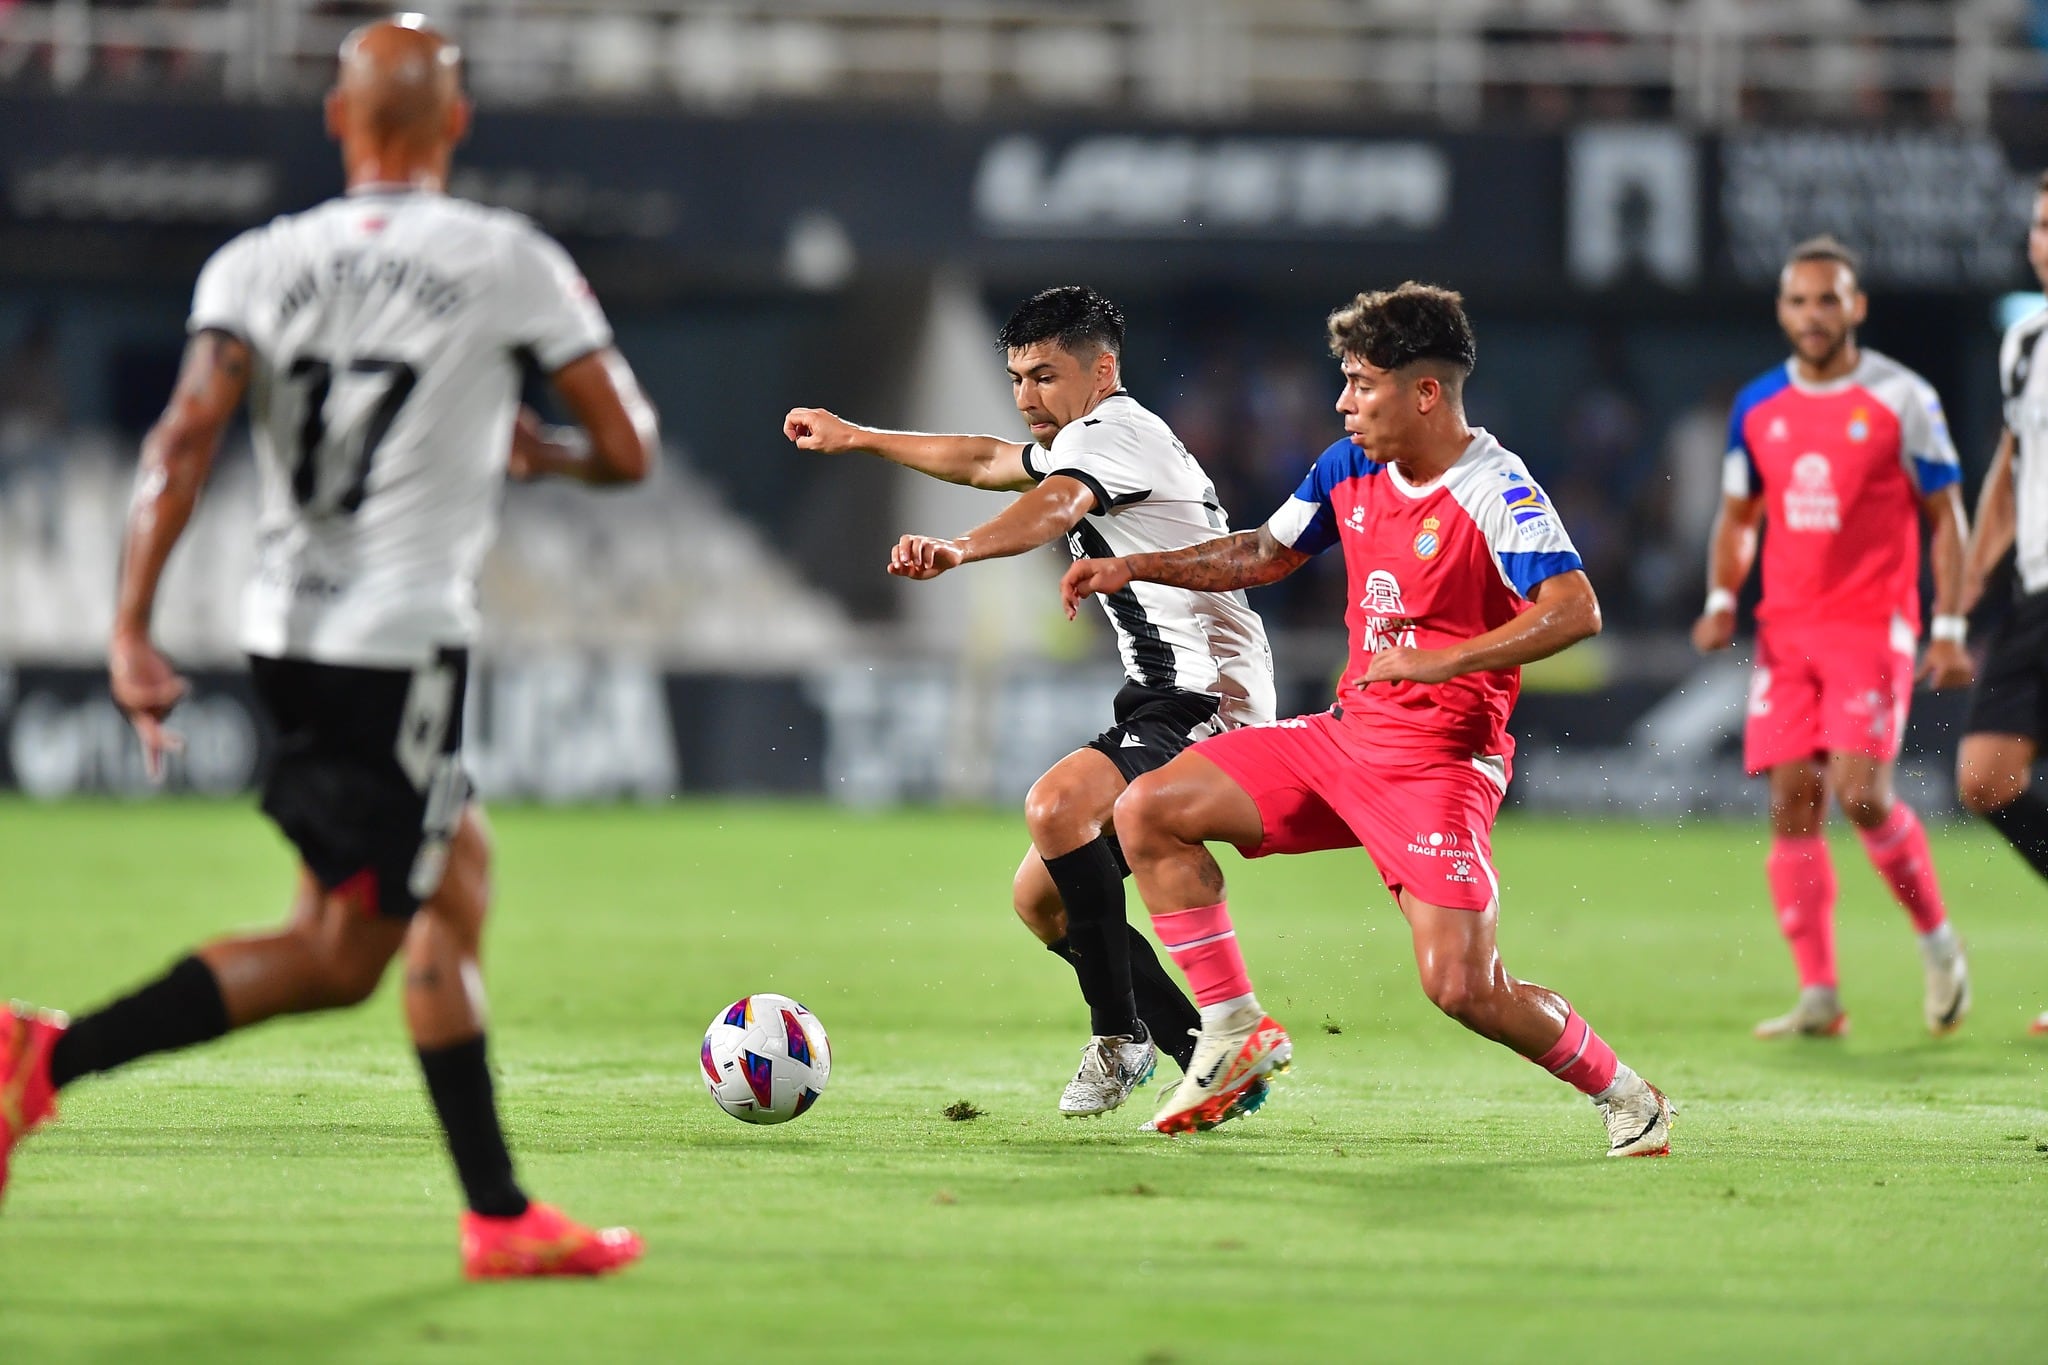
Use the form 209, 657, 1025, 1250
1086, 681, 1225, 784
1963, 590, 2048, 743
248, 649, 472, 918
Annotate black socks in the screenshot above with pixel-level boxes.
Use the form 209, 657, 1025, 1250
1985, 789, 2048, 883
1042, 838, 1142, 1038
416, 1036, 529, 1220
46, 955, 230, 1091
1046, 928, 1200, 1071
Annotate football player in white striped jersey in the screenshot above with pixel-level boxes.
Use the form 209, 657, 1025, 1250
785, 287, 1274, 1117
1, 16, 652, 1277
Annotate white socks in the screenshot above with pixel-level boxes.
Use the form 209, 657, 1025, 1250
1917, 921, 1960, 967
1200, 993, 1259, 1029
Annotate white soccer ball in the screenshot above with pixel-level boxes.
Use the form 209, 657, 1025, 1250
700, 994, 831, 1124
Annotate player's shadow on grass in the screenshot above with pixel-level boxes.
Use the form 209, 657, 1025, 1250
82, 1280, 469, 1365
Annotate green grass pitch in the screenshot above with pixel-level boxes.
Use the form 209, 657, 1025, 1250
2, 798, 2044, 1363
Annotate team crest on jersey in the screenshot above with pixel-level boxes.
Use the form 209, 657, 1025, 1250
1766, 415, 1789, 443
1847, 407, 1870, 443
1413, 516, 1441, 560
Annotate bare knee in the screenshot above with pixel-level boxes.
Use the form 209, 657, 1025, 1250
1112, 773, 1181, 861
1834, 782, 1889, 830
1024, 773, 1106, 856
299, 923, 391, 1008
1417, 956, 1493, 1026
1958, 759, 2028, 815
1769, 772, 1826, 837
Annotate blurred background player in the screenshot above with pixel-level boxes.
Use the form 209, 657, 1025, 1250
1066, 283, 1674, 1156
1694, 236, 1974, 1041
1957, 174, 2048, 1037
0, 16, 658, 1277
785, 286, 1274, 1117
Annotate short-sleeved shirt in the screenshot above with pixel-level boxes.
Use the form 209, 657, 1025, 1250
1022, 392, 1275, 729
189, 187, 612, 667
1264, 430, 1584, 766
1997, 304, 2048, 596
1724, 349, 1960, 630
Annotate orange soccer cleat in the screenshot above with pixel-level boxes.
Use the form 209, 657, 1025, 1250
460, 1202, 645, 1280
1146, 1005, 1291, 1136
0, 1004, 67, 1207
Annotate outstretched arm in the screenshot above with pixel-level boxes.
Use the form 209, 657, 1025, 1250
510, 347, 659, 485
784, 406, 1032, 492
1918, 482, 1975, 689
1962, 428, 2016, 615
1059, 527, 1310, 618
888, 475, 1095, 580
112, 329, 251, 777
1691, 492, 1764, 652
1364, 570, 1602, 685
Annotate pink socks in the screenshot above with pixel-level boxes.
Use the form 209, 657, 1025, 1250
1767, 834, 1839, 989
1857, 803, 1948, 935
1532, 1008, 1620, 1096
1151, 901, 1254, 1007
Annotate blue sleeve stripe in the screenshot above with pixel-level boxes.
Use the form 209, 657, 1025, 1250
1726, 367, 1792, 461
1498, 549, 1583, 598
1912, 456, 1961, 494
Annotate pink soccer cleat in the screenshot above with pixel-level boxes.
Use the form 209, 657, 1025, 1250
460, 1202, 644, 1280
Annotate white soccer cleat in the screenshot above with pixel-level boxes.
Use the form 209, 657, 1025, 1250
1595, 1070, 1674, 1158
2029, 1010, 2048, 1037
1753, 986, 1848, 1040
1058, 1033, 1158, 1117
1922, 943, 1970, 1037
1145, 1005, 1291, 1135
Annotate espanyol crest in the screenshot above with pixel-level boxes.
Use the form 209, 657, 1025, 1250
1413, 515, 1442, 560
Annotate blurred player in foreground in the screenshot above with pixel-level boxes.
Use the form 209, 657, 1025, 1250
0, 17, 657, 1277
1695, 236, 1973, 1041
785, 287, 1274, 1118
1957, 175, 2048, 1035
1065, 284, 1675, 1155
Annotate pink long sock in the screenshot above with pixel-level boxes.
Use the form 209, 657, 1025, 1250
1151, 901, 1254, 1007
1766, 835, 1838, 989
1857, 802, 1948, 934
1532, 1008, 1619, 1096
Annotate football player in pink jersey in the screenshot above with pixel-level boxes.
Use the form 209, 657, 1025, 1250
1062, 283, 1674, 1156
1693, 236, 1974, 1040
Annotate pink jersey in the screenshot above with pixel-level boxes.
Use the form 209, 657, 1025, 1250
1265, 431, 1584, 765
1725, 350, 1960, 629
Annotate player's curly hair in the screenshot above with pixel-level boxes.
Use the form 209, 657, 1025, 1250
1784, 234, 1860, 280
997, 285, 1125, 360
1325, 283, 1476, 377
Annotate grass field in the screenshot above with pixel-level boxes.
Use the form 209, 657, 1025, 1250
1, 798, 2045, 1364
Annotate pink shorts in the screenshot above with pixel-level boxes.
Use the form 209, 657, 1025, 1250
1744, 620, 1914, 774
1191, 710, 1507, 912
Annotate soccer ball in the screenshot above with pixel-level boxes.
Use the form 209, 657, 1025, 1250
700, 994, 831, 1124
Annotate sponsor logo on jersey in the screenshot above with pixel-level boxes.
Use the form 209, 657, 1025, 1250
1413, 516, 1441, 560
1784, 452, 1842, 532
1360, 569, 1418, 652
1500, 482, 1551, 525
1847, 406, 1870, 443
1345, 503, 1367, 533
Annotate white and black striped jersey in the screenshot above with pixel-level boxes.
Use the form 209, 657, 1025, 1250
188, 187, 613, 667
1999, 304, 2048, 594
1021, 392, 1275, 728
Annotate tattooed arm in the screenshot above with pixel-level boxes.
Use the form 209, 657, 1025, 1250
1060, 527, 1310, 618
111, 328, 252, 777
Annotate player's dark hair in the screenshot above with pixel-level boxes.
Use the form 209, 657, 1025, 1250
2037, 169, 2048, 194
1784, 234, 1861, 281
1325, 283, 1476, 378
997, 286, 1125, 362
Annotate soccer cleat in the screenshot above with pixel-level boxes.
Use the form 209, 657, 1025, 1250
2029, 1010, 2048, 1036
1145, 1006, 1291, 1136
1753, 987, 1848, 1040
1058, 1033, 1157, 1117
1923, 945, 1970, 1037
0, 1004, 66, 1207
1595, 1071, 1674, 1158
460, 1202, 644, 1280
